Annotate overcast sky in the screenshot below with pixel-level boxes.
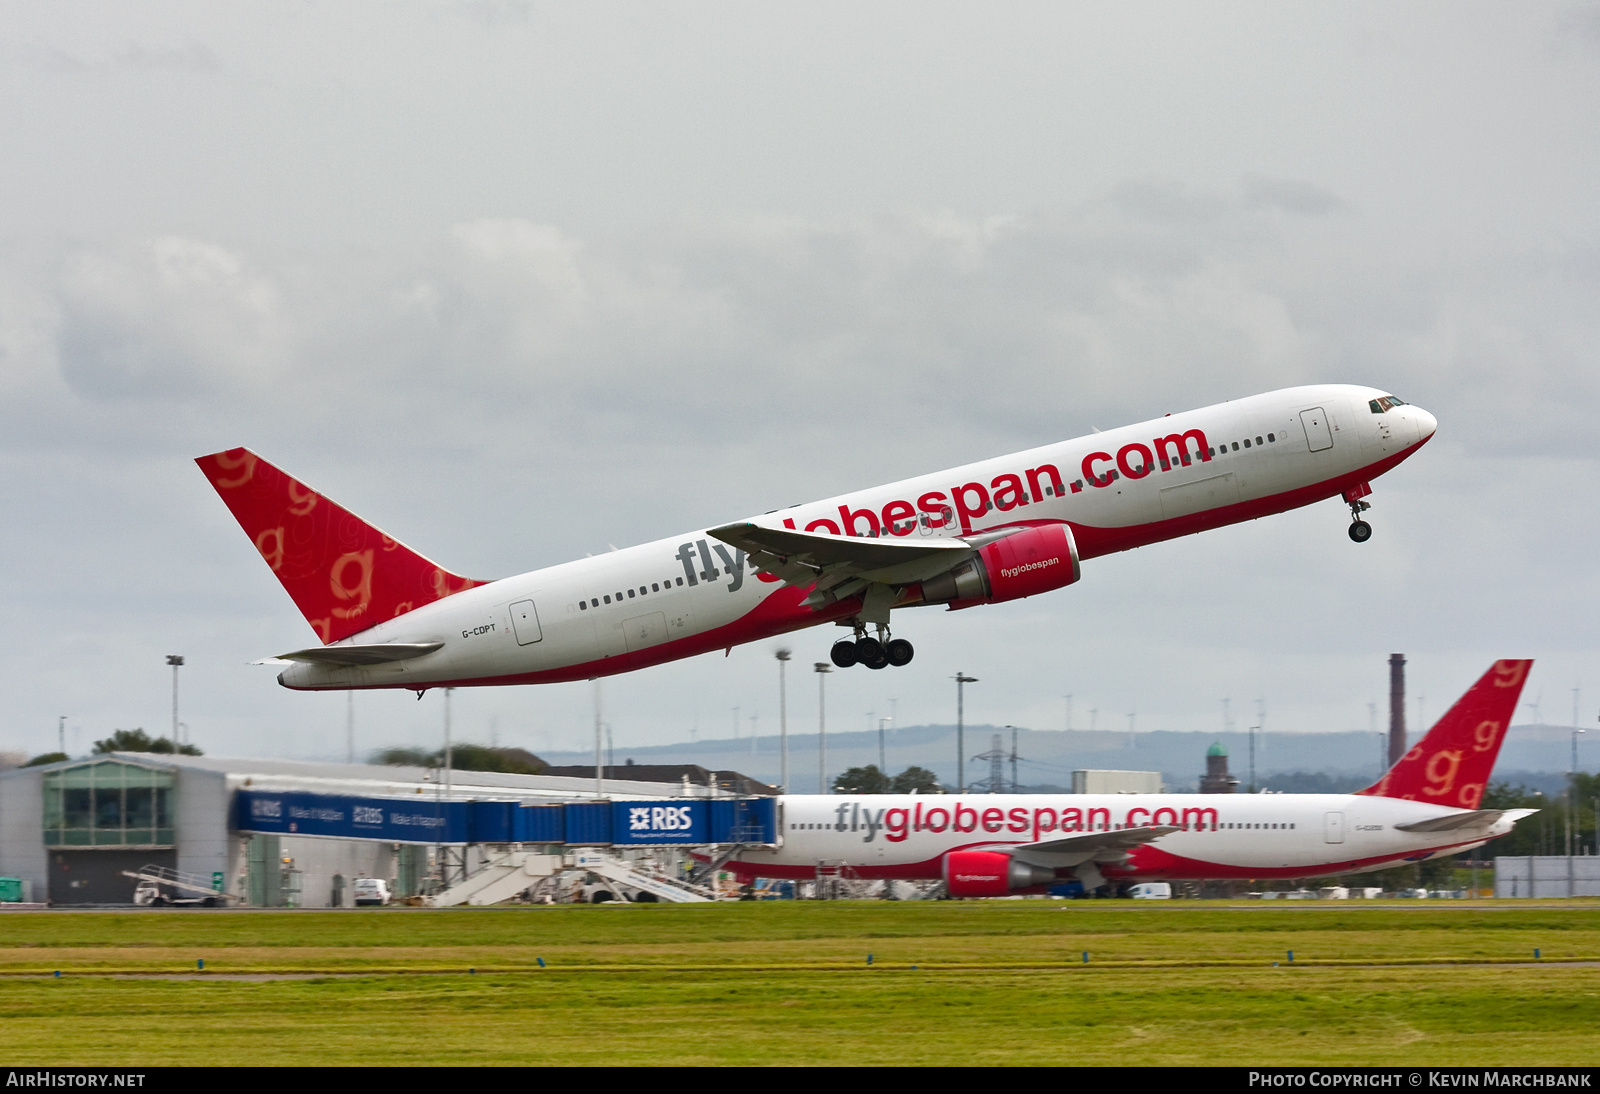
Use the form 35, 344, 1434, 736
1, 3, 1596, 769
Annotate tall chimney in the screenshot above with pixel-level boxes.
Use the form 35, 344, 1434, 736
1388, 653, 1407, 766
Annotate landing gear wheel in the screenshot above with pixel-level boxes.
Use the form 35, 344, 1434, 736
885, 638, 915, 667
830, 640, 859, 668
856, 637, 889, 670
1348, 520, 1372, 543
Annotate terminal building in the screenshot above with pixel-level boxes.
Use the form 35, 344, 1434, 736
0, 752, 775, 907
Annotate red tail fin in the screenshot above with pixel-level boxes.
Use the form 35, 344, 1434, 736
1355, 659, 1533, 809
196, 449, 486, 643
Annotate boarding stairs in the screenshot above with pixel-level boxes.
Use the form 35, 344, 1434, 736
812, 861, 873, 900
121, 864, 239, 904
687, 843, 753, 888
425, 850, 564, 907
568, 850, 715, 903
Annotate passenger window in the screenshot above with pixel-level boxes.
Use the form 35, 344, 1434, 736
676, 577, 684, 586
615, 591, 623, 600
1268, 433, 1275, 442
1231, 442, 1239, 451
627, 589, 635, 598
591, 599, 599, 608
1244, 439, 1251, 448
603, 595, 611, 604
639, 586, 647, 595
652, 583, 660, 592
579, 601, 587, 611
1256, 436, 1263, 446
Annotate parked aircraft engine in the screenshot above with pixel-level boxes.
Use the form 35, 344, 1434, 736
942, 850, 1058, 898
920, 523, 1081, 607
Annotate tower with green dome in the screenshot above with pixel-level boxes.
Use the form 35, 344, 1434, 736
1199, 740, 1240, 794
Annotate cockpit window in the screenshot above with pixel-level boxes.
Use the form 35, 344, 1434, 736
1369, 395, 1407, 413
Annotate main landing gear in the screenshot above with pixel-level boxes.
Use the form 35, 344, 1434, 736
1343, 483, 1373, 543
830, 624, 914, 671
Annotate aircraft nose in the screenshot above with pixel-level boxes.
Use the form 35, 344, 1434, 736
1412, 406, 1438, 441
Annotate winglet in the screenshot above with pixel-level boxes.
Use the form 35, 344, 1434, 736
196, 449, 486, 643
1355, 659, 1533, 809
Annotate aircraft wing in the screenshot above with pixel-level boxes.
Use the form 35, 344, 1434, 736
1013, 825, 1180, 856
271, 642, 445, 667
708, 521, 998, 606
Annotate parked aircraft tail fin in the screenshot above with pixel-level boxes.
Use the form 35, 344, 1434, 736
196, 448, 486, 644
1355, 659, 1533, 809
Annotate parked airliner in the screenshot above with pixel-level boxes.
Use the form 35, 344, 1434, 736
731, 661, 1534, 895
197, 384, 1435, 690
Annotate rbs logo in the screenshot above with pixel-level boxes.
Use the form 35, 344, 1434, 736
629, 805, 694, 832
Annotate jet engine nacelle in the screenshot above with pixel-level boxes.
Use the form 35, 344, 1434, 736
942, 850, 1058, 898
920, 523, 1081, 606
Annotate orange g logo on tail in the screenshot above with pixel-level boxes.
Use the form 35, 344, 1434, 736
255, 527, 286, 571
211, 449, 258, 489
1421, 749, 1463, 798
1472, 720, 1503, 753
329, 551, 374, 620
286, 480, 319, 517
1492, 660, 1530, 688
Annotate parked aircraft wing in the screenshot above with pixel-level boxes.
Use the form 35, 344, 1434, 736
1014, 824, 1180, 856
273, 642, 445, 666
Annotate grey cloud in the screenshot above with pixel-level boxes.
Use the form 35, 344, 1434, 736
1240, 176, 1349, 217
55, 238, 286, 404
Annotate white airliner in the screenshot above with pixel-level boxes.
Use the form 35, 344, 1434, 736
198, 384, 1436, 690
731, 660, 1535, 895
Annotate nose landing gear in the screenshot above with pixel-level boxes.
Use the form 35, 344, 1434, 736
829, 624, 915, 670
1343, 483, 1373, 543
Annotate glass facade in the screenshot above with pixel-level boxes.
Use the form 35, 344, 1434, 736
43, 760, 175, 847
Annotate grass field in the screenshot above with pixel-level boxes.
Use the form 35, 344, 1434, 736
2, 900, 1597, 1066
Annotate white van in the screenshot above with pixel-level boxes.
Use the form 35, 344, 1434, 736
352, 878, 390, 906
1128, 882, 1172, 900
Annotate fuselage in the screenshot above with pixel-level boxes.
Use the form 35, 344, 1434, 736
735, 791, 1510, 885
278, 383, 1435, 690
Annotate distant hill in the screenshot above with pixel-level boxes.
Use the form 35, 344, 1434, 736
536, 722, 1590, 793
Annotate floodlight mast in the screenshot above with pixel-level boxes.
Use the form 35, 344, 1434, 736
814, 663, 832, 794
775, 649, 791, 792
953, 673, 978, 793
165, 655, 184, 747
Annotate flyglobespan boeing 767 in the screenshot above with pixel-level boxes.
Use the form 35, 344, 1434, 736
198, 383, 1435, 690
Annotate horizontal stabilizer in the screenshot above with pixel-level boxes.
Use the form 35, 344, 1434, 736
274, 642, 445, 666
1017, 824, 1179, 855
1394, 807, 1536, 834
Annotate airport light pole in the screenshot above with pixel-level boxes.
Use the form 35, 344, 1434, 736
775, 649, 791, 791
593, 679, 603, 797
953, 673, 978, 794
1248, 725, 1260, 793
165, 655, 184, 747
814, 663, 831, 794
